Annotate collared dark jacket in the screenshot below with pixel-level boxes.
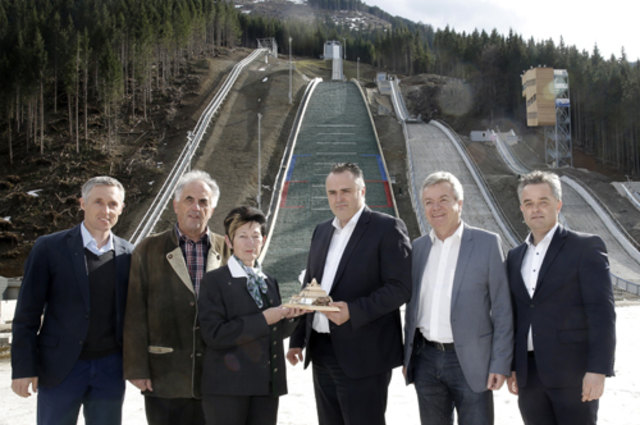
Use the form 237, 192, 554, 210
198, 263, 298, 396
507, 225, 616, 389
123, 228, 229, 398
12, 224, 132, 387
289, 207, 412, 379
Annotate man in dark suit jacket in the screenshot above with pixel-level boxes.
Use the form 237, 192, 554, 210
506, 170, 616, 425
287, 162, 412, 425
11, 176, 133, 425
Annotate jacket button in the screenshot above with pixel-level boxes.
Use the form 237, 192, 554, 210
168, 254, 173, 259
274, 368, 278, 372
190, 302, 195, 307
530, 304, 534, 308
273, 326, 278, 331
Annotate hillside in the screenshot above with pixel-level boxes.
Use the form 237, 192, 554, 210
0, 48, 251, 276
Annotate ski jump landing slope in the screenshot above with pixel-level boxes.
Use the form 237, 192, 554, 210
405, 122, 517, 252
263, 81, 397, 297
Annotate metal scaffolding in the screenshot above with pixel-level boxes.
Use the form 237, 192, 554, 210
544, 69, 573, 167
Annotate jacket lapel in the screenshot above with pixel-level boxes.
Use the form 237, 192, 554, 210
67, 225, 90, 307
408, 235, 432, 324
412, 236, 431, 289
205, 230, 224, 272
310, 222, 335, 285
450, 226, 472, 309
535, 226, 567, 294
265, 275, 281, 306
511, 243, 530, 299
167, 246, 194, 295
330, 208, 370, 293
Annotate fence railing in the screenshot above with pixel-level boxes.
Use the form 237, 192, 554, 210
1, 49, 269, 304
129, 48, 268, 246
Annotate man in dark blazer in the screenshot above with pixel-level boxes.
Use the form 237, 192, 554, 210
286, 162, 412, 425
506, 170, 616, 425
11, 176, 133, 425
404, 171, 513, 425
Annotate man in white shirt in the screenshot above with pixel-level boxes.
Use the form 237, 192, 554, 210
506, 170, 615, 425
403, 171, 513, 425
287, 162, 412, 425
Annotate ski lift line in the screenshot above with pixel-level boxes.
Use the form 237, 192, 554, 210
129, 49, 268, 246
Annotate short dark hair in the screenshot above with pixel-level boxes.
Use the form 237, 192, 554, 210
223, 206, 267, 241
517, 170, 562, 203
329, 162, 365, 188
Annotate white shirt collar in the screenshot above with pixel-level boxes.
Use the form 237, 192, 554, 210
429, 220, 464, 244
80, 222, 114, 255
525, 222, 559, 248
331, 204, 366, 231
227, 255, 267, 279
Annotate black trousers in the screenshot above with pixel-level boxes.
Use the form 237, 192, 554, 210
144, 396, 205, 425
310, 332, 392, 425
518, 353, 598, 425
202, 394, 279, 425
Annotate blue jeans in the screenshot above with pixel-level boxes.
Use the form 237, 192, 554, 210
37, 353, 125, 425
413, 342, 493, 425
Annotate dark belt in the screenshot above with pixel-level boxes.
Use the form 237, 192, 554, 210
425, 339, 455, 351
416, 332, 455, 351
415, 329, 456, 351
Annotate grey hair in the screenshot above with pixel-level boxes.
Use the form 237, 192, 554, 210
421, 171, 464, 201
517, 170, 562, 202
174, 170, 220, 208
81, 176, 125, 201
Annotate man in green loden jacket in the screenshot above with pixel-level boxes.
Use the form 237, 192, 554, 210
123, 170, 230, 425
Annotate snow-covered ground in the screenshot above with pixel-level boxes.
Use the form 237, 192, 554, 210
2, 304, 638, 425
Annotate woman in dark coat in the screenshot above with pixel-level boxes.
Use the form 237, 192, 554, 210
198, 206, 303, 425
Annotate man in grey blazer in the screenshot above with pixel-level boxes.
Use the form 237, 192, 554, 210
404, 171, 513, 425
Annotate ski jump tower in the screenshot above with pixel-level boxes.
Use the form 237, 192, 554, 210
324, 40, 344, 80
521, 67, 572, 168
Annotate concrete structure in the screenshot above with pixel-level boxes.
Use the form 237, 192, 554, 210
470, 130, 495, 142
522, 67, 556, 126
323, 40, 342, 60
522, 67, 572, 168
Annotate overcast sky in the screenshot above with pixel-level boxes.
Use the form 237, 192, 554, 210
363, 0, 638, 62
